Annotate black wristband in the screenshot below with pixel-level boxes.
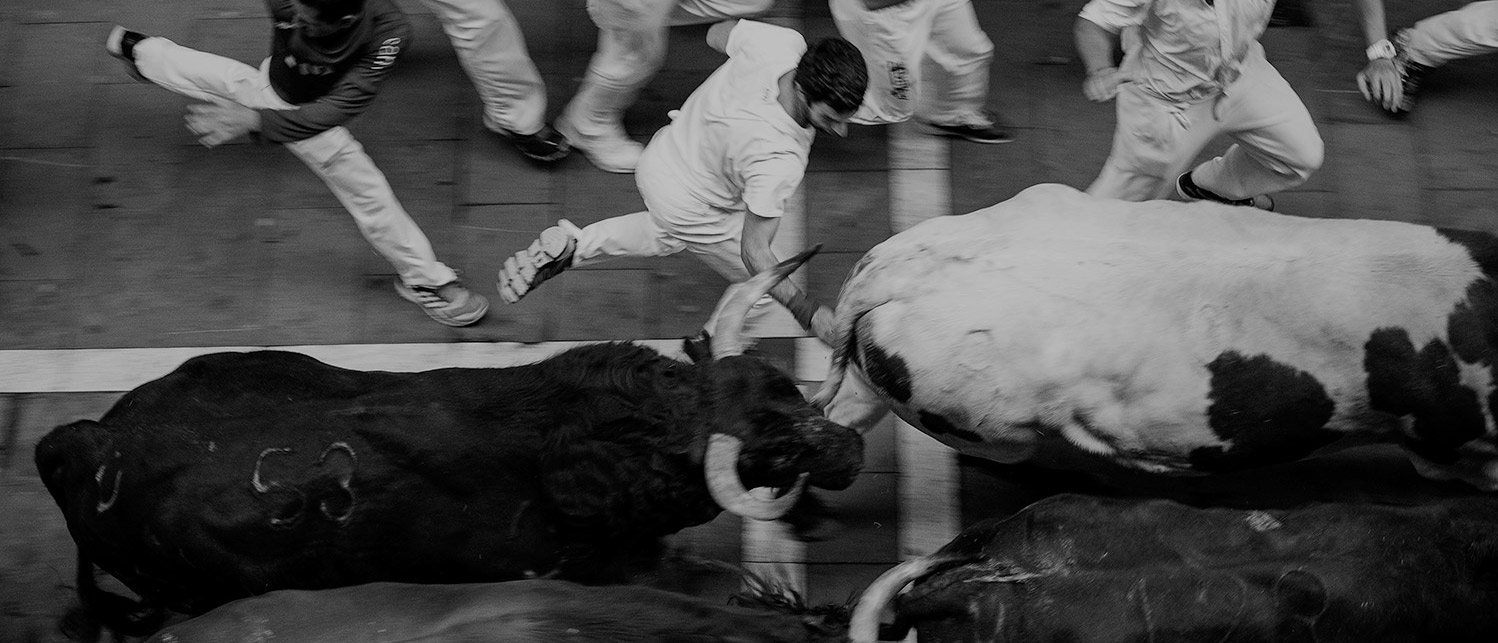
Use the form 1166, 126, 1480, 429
787, 294, 819, 328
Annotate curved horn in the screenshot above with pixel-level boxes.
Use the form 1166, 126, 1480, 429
704, 433, 808, 521
709, 245, 822, 358
849, 557, 946, 643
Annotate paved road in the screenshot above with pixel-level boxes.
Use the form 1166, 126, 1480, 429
2, 0, 1495, 640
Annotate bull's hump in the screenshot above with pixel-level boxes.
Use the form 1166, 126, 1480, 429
1191, 351, 1340, 472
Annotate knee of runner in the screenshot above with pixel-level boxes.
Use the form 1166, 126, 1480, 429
1285, 136, 1325, 180
592, 39, 668, 84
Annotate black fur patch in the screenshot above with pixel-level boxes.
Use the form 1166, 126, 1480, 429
858, 339, 913, 404
1189, 352, 1338, 472
1436, 227, 1498, 278
1364, 327, 1486, 464
917, 410, 984, 442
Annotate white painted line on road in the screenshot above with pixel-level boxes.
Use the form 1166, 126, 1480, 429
0, 340, 689, 393
888, 122, 961, 558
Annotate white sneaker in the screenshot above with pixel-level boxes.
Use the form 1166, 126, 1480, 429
554, 117, 643, 174
497, 220, 581, 304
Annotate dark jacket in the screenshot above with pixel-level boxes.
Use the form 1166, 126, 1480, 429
260, 0, 411, 143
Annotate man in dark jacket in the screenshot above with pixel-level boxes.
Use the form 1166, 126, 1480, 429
105, 0, 488, 326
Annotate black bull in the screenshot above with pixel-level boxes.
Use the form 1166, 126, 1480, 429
33, 250, 863, 637
142, 579, 850, 643
852, 493, 1498, 643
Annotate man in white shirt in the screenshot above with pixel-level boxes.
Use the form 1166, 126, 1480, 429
496, 19, 866, 340
1074, 0, 1323, 208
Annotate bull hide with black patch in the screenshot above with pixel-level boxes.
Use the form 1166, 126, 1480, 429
817, 183, 1498, 489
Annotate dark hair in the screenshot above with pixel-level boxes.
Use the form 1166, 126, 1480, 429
302, 0, 365, 21
794, 37, 867, 115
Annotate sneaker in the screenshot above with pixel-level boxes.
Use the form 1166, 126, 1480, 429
497, 220, 580, 304
105, 26, 149, 83
1390, 29, 1431, 116
394, 279, 490, 327
1176, 171, 1275, 211
554, 116, 643, 174
483, 116, 570, 163
919, 111, 1014, 144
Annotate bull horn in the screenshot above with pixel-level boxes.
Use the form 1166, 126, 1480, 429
709, 245, 822, 358
849, 557, 946, 643
704, 433, 807, 521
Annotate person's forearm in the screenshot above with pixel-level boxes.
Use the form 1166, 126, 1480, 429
1074, 17, 1120, 73
1353, 0, 1389, 46
741, 244, 817, 324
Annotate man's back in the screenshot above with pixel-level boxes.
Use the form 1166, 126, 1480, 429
645, 20, 814, 216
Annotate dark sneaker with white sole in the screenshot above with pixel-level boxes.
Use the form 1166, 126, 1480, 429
105, 25, 149, 83
483, 115, 570, 163
920, 111, 1014, 144
498, 220, 580, 304
1176, 171, 1275, 211
921, 121, 1015, 144
394, 279, 490, 327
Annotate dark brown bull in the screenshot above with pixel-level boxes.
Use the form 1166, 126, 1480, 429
35, 249, 862, 640
143, 578, 850, 643
852, 493, 1498, 643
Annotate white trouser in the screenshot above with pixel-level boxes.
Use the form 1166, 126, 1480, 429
419, 0, 547, 135
1404, 1, 1498, 68
829, 0, 994, 126
566, 140, 792, 337
560, 0, 773, 143
1087, 51, 1324, 202
133, 37, 458, 288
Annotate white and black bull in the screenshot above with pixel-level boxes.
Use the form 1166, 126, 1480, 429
34, 250, 862, 639
815, 183, 1498, 488
850, 493, 1498, 643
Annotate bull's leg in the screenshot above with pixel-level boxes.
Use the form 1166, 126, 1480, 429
823, 365, 892, 434
780, 490, 842, 542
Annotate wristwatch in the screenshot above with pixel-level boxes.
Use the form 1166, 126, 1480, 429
1366, 39, 1397, 61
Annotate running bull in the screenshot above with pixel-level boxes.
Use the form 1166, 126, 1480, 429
144, 578, 849, 643
815, 183, 1498, 488
35, 250, 862, 638
850, 493, 1498, 643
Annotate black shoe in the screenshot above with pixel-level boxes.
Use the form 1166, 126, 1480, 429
486, 117, 570, 163
105, 25, 149, 83
922, 121, 1015, 144
1391, 29, 1430, 116
1176, 171, 1275, 211
920, 111, 1015, 144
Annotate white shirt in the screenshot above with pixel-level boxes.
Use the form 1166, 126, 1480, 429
1079, 0, 1276, 102
643, 20, 814, 228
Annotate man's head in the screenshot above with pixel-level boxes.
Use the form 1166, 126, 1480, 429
793, 37, 867, 137
293, 0, 365, 38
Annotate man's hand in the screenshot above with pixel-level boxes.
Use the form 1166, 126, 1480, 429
185, 103, 262, 148
809, 306, 836, 345
1083, 67, 1121, 103
1356, 58, 1404, 112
